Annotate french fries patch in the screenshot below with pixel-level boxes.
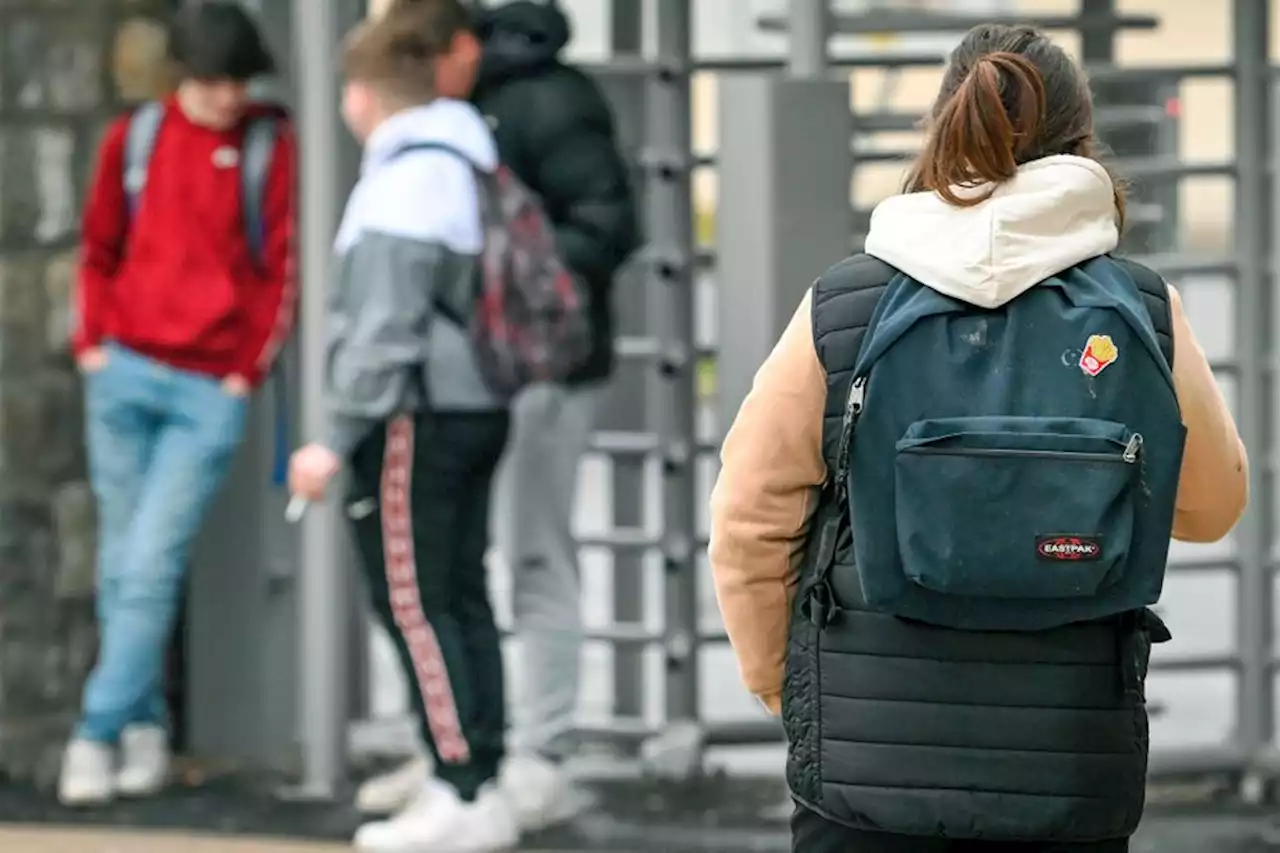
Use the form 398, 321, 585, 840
1079, 334, 1118, 377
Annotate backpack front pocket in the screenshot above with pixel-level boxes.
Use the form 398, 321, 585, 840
893, 416, 1142, 600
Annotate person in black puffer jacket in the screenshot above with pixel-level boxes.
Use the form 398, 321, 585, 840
472, 1, 639, 382
470, 2, 640, 829
352, 0, 640, 834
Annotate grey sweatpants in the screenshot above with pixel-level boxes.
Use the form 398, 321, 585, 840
492, 382, 600, 759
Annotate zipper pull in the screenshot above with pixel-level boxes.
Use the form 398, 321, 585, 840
849, 376, 866, 417
834, 376, 867, 497
1123, 433, 1144, 463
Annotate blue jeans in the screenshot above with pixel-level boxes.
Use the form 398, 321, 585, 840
77, 343, 248, 744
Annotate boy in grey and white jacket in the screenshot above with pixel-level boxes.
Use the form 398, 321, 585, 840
322, 96, 503, 455
287, 6, 516, 853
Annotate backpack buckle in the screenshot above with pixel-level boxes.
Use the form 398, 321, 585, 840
125, 167, 146, 194
804, 580, 842, 629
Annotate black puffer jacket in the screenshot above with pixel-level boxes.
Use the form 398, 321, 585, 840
472, 1, 640, 383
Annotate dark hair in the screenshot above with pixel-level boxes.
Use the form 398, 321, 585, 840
344, 2, 471, 104
168, 1, 275, 82
905, 24, 1125, 230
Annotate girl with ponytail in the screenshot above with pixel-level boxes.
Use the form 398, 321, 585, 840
710, 22, 1246, 853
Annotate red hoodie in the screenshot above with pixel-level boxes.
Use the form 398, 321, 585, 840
73, 97, 296, 386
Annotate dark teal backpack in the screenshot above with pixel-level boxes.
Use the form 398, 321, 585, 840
826, 256, 1186, 632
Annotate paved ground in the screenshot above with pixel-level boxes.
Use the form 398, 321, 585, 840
0, 827, 349, 853
5, 813, 1280, 853
6, 771, 1280, 853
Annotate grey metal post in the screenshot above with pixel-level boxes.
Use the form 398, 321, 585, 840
1076, 0, 1174, 255
787, 0, 830, 77
289, 0, 348, 799
612, 0, 644, 54
334, 0, 370, 734
646, 0, 700, 724
715, 75, 854, 440
1077, 0, 1116, 64
605, 0, 648, 734
253, 0, 370, 734
1231, 0, 1273, 763
184, 0, 302, 773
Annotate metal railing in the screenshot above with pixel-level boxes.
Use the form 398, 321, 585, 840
555, 0, 1278, 787
335, 0, 1277, 793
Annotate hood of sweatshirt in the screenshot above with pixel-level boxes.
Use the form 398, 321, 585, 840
863, 155, 1121, 309
362, 98, 499, 177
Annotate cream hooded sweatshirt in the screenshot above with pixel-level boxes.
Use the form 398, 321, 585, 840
709, 156, 1249, 715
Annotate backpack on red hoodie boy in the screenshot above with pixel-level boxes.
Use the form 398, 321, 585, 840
122, 101, 278, 261
392, 141, 593, 399
121, 100, 291, 484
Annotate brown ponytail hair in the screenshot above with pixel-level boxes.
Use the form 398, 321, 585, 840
905, 24, 1126, 230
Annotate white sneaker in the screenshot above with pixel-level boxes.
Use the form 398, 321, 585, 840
499, 753, 587, 832
354, 778, 518, 853
115, 724, 170, 797
58, 739, 115, 807
356, 755, 431, 815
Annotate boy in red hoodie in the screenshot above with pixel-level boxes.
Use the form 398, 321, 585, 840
62, 2, 295, 806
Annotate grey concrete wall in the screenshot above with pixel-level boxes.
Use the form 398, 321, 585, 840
0, 0, 169, 788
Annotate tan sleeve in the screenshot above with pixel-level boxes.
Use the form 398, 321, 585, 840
1168, 285, 1249, 542
709, 290, 827, 713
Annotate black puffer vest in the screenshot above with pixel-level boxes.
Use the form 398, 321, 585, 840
783, 253, 1174, 843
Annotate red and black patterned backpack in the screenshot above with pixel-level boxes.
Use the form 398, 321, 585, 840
393, 142, 593, 399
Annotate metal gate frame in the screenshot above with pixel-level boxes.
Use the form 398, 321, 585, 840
570, 0, 1280, 782
286, 0, 1278, 795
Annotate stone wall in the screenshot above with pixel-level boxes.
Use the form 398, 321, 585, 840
0, 0, 168, 788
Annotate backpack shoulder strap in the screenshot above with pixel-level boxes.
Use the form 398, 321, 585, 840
1109, 255, 1175, 368
389, 141, 481, 170
241, 115, 279, 265
812, 252, 897, 362
388, 142, 498, 191
238, 116, 284, 483
123, 101, 165, 217
802, 255, 897, 624
813, 253, 897, 468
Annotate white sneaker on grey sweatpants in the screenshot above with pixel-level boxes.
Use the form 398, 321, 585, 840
493, 382, 600, 759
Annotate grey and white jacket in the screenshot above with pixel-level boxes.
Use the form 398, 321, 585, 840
324, 99, 503, 456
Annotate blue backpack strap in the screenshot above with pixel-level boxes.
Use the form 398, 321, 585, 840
270, 357, 289, 487
236, 115, 287, 486
241, 117, 290, 488
388, 141, 494, 327
1109, 256, 1175, 369
240, 115, 278, 265
123, 101, 165, 217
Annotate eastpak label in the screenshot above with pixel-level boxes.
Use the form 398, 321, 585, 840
1036, 534, 1104, 562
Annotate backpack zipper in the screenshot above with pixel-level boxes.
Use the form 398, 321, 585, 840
903, 432, 1144, 464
